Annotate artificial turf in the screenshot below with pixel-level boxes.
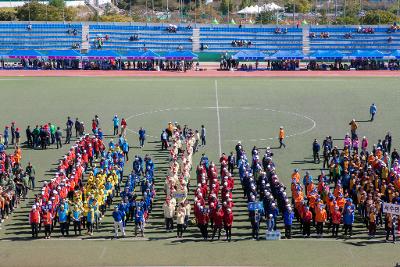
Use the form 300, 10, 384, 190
0, 77, 399, 267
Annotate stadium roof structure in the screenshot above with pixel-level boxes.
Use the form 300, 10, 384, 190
164, 50, 198, 60
308, 50, 344, 60
6, 49, 43, 59
268, 50, 305, 60
45, 50, 82, 60
82, 50, 121, 60
232, 50, 267, 61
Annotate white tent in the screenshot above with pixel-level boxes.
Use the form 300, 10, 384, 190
238, 2, 283, 14
237, 5, 260, 14
237, 6, 251, 14
261, 2, 283, 12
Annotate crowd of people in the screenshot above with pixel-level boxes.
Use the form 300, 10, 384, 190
309, 32, 330, 39
28, 133, 117, 238
0, 146, 27, 226
113, 153, 155, 238
231, 40, 252, 48
163, 124, 193, 238
235, 142, 292, 240
192, 154, 235, 241
0, 107, 391, 243
291, 126, 399, 241
357, 26, 375, 34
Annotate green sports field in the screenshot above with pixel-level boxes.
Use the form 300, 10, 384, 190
0, 77, 400, 267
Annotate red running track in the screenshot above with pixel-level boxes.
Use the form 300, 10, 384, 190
1, 70, 400, 77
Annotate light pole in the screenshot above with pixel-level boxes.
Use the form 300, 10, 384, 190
227, 0, 229, 23
145, 0, 148, 20
194, 0, 197, 24
343, 0, 346, 17
334, 0, 337, 18
28, 0, 31, 21
152, 0, 154, 17
293, 1, 295, 26
129, 0, 131, 18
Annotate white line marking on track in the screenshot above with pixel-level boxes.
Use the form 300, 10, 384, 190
215, 80, 222, 156
100, 246, 107, 259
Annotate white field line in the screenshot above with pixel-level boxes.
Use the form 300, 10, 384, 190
215, 80, 222, 156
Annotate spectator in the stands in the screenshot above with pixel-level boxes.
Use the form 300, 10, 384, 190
344, 33, 352, 39
167, 25, 177, 33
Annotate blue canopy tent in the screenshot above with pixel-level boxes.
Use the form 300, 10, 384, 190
232, 51, 266, 61
231, 51, 248, 60
82, 50, 120, 60
348, 50, 384, 60
124, 50, 144, 60
45, 50, 81, 60
137, 50, 161, 60
268, 50, 304, 60
368, 50, 385, 59
6, 49, 43, 59
308, 50, 344, 60
388, 50, 400, 59
164, 51, 198, 60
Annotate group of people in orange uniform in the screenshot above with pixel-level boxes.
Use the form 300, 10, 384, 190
291, 128, 399, 241
0, 147, 23, 225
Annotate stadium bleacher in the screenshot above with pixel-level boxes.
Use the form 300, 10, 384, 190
309, 26, 400, 54
199, 26, 303, 53
0, 22, 400, 57
0, 22, 82, 50
88, 24, 193, 51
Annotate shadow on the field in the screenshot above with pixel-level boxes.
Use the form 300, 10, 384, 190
291, 160, 315, 165
355, 120, 371, 123
0, 236, 34, 241
300, 168, 323, 171
343, 239, 388, 246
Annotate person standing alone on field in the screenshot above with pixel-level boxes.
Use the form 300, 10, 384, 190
200, 125, 206, 146
138, 127, 146, 148
312, 139, 320, 164
10, 122, 15, 145
75, 118, 80, 138
65, 116, 73, 144
26, 126, 32, 148
161, 130, 168, 150
55, 127, 62, 149
279, 126, 286, 148
370, 103, 377, 121
26, 162, 35, 189
113, 115, 119, 136
3, 126, 9, 148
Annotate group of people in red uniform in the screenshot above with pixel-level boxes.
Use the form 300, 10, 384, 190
194, 156, 234, 241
